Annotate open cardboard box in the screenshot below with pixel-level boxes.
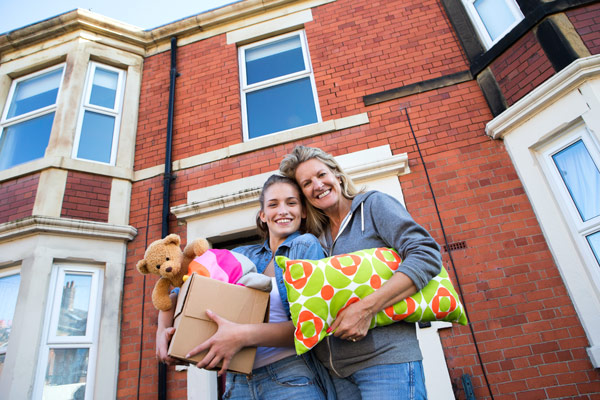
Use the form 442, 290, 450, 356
168, 272, 270, 374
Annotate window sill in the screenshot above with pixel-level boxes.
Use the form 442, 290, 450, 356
135, 112, 369, 182
0, 156, 133, 183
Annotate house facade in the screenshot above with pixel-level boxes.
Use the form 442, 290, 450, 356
0, 0, 599, 399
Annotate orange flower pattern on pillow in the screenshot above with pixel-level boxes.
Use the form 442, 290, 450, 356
276, 248, 468, 355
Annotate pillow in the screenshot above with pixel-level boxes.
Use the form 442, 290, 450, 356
276, 248, 467, 355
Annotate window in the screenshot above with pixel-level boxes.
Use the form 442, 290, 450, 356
0, 65, 65, 170
34, 265, 103, 400
542, 126, 600, 272
239, 31, 321, 140
0, 268, 20, 378
462, 0, 524, 48
73, 62, 126, 164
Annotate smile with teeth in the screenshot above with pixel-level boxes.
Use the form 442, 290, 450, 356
317, 189, 330, 199
276, 218, 292, 224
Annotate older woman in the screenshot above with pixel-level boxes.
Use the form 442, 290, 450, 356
280, 146, 442, 400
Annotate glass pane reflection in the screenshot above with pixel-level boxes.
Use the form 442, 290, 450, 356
89, 68, 118, 109
246, 77, 317, 139
57, 274, 92, 337
43, 348, 88, 400
7, 68, 63, 119
245, 35, 305, 85
76, 111, 115, 164
587, 231, 600, 266
474, 0, 517, 41
553, 140, 600, 222
0, 113, 54, 170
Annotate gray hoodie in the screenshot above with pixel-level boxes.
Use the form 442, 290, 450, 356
314, 190, 442, 378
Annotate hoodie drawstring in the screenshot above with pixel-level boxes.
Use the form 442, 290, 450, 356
361, 202, 364, 233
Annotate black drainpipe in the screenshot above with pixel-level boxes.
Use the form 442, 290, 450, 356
159, 36, 179, 400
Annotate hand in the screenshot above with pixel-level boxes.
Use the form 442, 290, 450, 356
156, 326, 179, 365
328, 299, 374, 342
186, 310, 247, 376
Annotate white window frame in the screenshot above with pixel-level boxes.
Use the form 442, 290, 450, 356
0, 64, 66, 169
72, 62, 126, 165
538, 124, 600, 286
33, 264, 103, 400
239, 30, 322, 141
0, 267, 21, 365
462, 0, 524, 49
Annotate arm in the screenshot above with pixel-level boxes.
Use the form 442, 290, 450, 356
186, 310, 295, 376
330, 192, 441, 340
156, 292, 180, 364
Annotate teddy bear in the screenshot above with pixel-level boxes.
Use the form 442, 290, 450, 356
136, 233, 209, 311
136, 233, 272, 311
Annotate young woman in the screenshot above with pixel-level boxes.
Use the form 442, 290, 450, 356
156, 174, 332, 399
280, 146, 442, 400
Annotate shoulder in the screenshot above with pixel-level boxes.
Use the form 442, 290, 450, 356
355, 190, 404, 209
232, 243, 263, 258
282, 233, 325, 260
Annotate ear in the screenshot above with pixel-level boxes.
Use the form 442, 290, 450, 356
301, 208, 307, 219
163, 234, 181, 247
136, 259, 149, 275
259, 210, 267, 223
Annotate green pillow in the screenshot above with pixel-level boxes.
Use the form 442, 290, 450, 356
276, 248, 468, 355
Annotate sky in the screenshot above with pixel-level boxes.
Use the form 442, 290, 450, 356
0, 0, 241, 34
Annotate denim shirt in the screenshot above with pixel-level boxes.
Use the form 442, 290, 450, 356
234, 231, 325, 317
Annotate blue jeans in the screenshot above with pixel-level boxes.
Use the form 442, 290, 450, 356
331, 361, 427, 400
223, 355, 327, 399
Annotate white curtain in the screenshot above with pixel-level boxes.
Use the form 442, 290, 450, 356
553, 140, 600, 222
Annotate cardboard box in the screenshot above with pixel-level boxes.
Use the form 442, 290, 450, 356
168, 272, 270, 374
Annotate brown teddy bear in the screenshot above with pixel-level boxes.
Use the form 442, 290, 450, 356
136, 233, 209, 311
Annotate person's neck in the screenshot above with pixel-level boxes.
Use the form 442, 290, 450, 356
325, 199, 352, 238
269, 236, 285, 254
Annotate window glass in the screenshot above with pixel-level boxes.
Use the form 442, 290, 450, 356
247, 78, 318, 138
240, 31, 320, 140
245, 36, 305, 85
73, 62, 124, 165
0, 65, 63, 171
89, 68, 118, 109
0, 271, 20, 377
474, 0, 518, 41
76, 111, 116, 164
588, 231, 600, 265
6, 68, 62, 119
552, 140, 600, 222
42, 348, 89, 399
0, 112, 54, 170
57, 274, 92, 337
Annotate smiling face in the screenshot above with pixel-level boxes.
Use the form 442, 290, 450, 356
259, 182, 306, 249
295, 158, 346, 215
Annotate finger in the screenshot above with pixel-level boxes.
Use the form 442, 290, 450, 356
218, 357, 230, 377
196, 348, 216, 370
165, 327, 176, 338
186, 340, 211, 359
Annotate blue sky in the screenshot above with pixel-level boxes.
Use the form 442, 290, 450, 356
0, 0, 241, 34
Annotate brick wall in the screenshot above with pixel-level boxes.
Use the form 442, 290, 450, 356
567, 3, 600, 55
489, 31, 555, 107
0, 173, 39, 223
119, 0, 600, 398
60, 171, 111, 222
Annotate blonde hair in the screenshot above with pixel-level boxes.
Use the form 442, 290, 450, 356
255, 174, 306, 240
279, 145, 362, 237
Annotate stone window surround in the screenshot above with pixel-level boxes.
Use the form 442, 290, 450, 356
487, 54, 600, 367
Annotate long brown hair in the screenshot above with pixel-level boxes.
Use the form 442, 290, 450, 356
255, 174, 306, 240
